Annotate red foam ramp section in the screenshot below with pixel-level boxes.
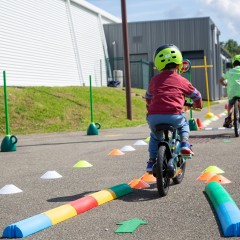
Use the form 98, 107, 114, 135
70, 196, 98, 214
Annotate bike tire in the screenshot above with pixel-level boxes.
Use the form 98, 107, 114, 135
172, 156, 186, 184
156, 145, 170, 197
233, 100, 240, 137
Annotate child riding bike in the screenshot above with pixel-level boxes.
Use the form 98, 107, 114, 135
219, 54, 240, 128
145, 44, 202, 173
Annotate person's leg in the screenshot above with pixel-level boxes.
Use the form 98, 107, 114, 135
177, 114, 193, 155
146, 115, 164, 172
223, 99, 234, 128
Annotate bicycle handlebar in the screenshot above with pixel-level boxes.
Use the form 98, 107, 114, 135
184, 101, 202, 111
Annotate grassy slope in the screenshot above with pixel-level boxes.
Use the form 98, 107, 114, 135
0, 86, 217, 136
0, 87, 147, 135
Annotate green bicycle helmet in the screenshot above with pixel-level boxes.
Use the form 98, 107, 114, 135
154, 44, 183, 71
232, 54, 240, 65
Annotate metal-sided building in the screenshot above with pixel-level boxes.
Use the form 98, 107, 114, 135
104, 17, 229, 100
0, 0, 120, 87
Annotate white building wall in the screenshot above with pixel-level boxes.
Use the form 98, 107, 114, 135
0, 0, 120, 87
71, 2, 106, 86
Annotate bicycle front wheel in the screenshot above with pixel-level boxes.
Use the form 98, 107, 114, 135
233, 99, 240, 137
156, 145, 170, 197
172, 156, 186, 184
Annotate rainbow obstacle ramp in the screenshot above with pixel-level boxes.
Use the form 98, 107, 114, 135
2, 183, 133, 238
205, 182, 240, 237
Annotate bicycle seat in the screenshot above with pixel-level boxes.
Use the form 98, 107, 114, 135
233, 96, 240, 100
154, 123, 174, 132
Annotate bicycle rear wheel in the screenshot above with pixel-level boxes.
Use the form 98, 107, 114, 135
233, 99, 240, 137
156, 145, 170, 197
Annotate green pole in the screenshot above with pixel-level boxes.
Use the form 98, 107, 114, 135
89, 75, 94, 123
3, 71, 10, 135
1, 70, 18, 152
87, 75, 100, 135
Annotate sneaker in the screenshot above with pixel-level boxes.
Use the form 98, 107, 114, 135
223, 116, 232, 128
180, 141, 194, 155
146, 158, 156, 173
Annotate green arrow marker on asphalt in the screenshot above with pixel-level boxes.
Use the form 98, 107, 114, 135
115, 218, 147, 233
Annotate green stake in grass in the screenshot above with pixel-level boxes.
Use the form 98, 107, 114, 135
87, 75, 101, 135
1, 71, 18, 152
182, 59, 198, 131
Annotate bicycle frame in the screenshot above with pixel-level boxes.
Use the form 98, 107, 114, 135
152, 123, 188, 197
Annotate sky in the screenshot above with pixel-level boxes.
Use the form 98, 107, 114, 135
85, 0, 240, 44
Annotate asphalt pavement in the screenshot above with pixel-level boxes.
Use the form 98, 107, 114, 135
1, 99, 240, 240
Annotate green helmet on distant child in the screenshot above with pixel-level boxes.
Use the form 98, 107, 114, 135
232, 54, 240, 67
154, 44, 183, 71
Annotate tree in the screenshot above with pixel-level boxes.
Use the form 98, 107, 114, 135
222, 39, 240, 56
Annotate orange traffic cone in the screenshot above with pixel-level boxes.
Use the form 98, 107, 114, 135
197, 171, 216, 181
196, 118, 204, 130
205, 175, 231, 184
129, 178, 150, 189
140, 173, 156, 183
108, 149, 125, 156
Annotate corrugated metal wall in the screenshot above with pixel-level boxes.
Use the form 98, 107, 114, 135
0, 0, 119, 87
104, 17, 223, 100
71, 2, 107, 86
0, 0, 80, 86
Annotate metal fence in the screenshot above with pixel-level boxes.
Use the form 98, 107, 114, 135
107, 57, 154, 89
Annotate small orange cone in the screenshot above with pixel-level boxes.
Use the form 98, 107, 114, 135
205, 175, 231, 184
197, 171, 216, 181
108, 149, 125, 156
196, 118, 204, 130
129, 178, 150, 189
140, 173, 156, 182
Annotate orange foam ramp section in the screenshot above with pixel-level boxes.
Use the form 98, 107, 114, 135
129, 178, 150, 189
140, 173, 156, 182
44, 204, 77, 225
205, 175, 231, 184
89, 189, 116, 205
197, 171, 216, 181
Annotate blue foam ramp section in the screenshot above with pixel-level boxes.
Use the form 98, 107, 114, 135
217, 202, 240, 237
2, 213, 52, 238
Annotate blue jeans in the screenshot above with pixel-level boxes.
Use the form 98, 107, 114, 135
146, 113, 189, 159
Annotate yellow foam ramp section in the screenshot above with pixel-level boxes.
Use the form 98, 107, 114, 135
89, 189, 116, 205
44, 204, 77, 225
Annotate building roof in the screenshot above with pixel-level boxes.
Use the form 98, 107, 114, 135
72, 0, 121, 23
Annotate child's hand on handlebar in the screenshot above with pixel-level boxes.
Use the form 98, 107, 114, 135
192, 102, 202, 109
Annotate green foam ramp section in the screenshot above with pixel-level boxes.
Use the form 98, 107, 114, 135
2, 213, 52, 238
205, 182, 240, 237
205, 182, 235, 211
108, 183, 133, 198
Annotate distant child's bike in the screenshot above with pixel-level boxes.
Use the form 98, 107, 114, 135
233, 97, 240, 137
152, 102, 197, 197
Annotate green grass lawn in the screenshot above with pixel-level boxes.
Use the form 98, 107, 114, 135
0, 86, 218, 135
